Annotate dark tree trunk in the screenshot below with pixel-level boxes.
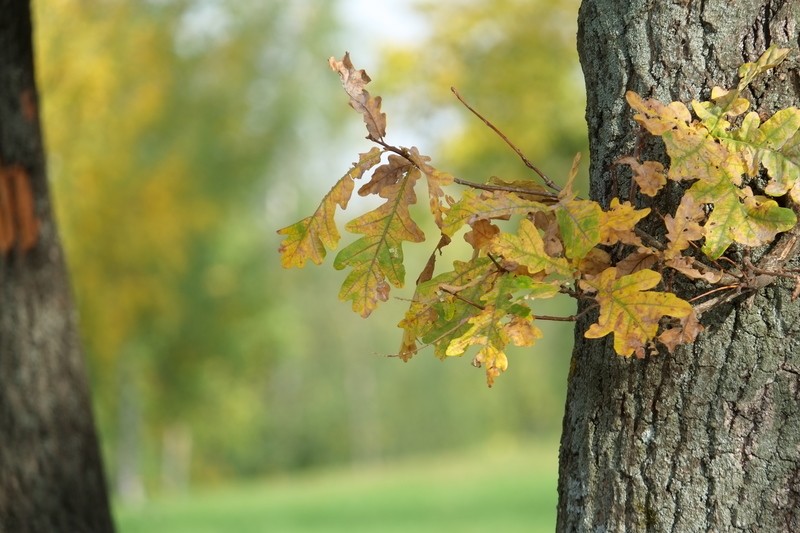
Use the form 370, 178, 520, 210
0, 1, 114, 531
558, 1, 800, 531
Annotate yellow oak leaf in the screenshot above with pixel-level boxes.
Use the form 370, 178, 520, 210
664, 194, 705, 260
334, 165, 425, 317
581, 268, 692, 357
691, 179, 796, 259
441, 188, 547, 237
737, 45, 789, 90
278, 147, 382, 268
445, 303, 542, 387
599, 198, 650, 246
490, 218, 572, 277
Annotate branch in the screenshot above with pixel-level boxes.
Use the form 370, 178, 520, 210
451, 87, 561, 193
373, 137, 558, 200
452, 177, 557, 199
441, 287, 485, 310
534, 314, 576, 322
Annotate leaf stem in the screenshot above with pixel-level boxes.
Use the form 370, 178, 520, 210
451, 87, 561, 193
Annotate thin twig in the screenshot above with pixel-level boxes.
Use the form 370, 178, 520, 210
574, 302, 599, 321
452, 177, 557, 199
375, 134, 557, 199
533, 314, 576, 322
441, 288, 485, 310
451, 87, 561, 193
486, 253, 506, 272
373, 138, 407, 158
688, 284, 740, 303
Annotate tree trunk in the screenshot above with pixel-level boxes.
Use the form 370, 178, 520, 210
0, 1, 115, 531
558, 1, 800, 531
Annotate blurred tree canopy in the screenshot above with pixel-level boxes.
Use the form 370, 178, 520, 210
35, 0, 345, 493
383, 0, 585, 182
32, 0, 585, 498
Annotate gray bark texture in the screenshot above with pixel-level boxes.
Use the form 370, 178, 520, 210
0, 1, 115, 531
558, 1, 800, 532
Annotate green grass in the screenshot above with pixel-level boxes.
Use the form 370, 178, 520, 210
115, 439, 559, 532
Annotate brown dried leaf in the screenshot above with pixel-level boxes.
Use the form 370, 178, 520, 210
576, 248, 612, 277
665, 256, 722, 284
615, 250, 658, 276
658, 309, 704, 352
464, 219, 499, 252
407, 147, 454, 228
358, 154, 411, 197
534, 211, 563, 257
329, 53, 387, 139
617, 157, 667, 197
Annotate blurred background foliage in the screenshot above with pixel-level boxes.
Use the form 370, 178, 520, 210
33, 0, 584, 515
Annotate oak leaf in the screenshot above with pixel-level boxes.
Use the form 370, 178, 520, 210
444, 275, 545, 386
490, 218, 572, 277
658, 309, 704, 353
464, 219, 500, 252
690, 179, 796, 259
691, 86, 750, 136
576, 248, 612, 277
398, 258, 496, 360
406, 147, 454, 228
665, 256, 722, 284
329, 53, 387, 140
358, 153, 412, 197
737, 45, 789, 90
555, 198, 601, 260
617, 157, 667, 197
278, 147, 382, 268
334, 165, 425, 317
626, 91, 730, 182
614, 250, 658, 277
581, 268, 692, 357
441, 188, 547, 237
599, 198, 650, 246
664, 194, 705, 260
726, 108, 800, 201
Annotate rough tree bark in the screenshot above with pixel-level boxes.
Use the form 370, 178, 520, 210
0, 1, 115, 531
557, 1, 800, 531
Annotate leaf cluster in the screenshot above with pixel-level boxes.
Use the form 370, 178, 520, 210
279, 47, 800, 386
